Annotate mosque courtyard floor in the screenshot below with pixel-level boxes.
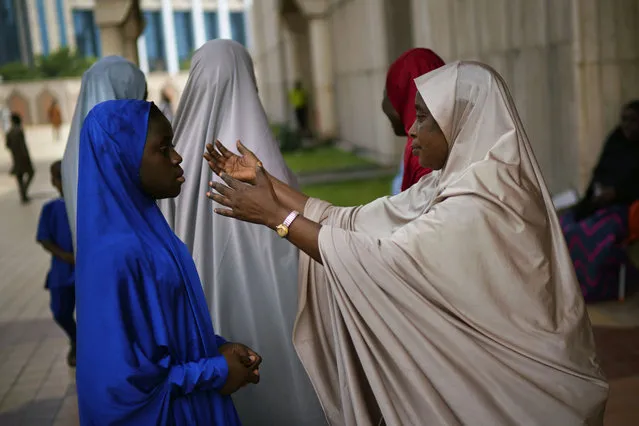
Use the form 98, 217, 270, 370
0, 162, 637, 425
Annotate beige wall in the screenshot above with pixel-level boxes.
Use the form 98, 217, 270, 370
411, 0, 577, 193
251, 0, 639, 193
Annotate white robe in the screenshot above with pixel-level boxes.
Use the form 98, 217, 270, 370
294, 62, 608, 426
159, 40, 326, 426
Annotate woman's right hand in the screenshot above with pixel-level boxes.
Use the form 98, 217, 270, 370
204, 140, 261, 184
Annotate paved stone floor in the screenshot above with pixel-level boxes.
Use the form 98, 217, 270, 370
0, 161, 637, 425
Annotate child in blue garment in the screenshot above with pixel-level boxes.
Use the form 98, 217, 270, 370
37, 160, 76, 366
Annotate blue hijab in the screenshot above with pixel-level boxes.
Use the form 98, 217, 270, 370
75, 99, 240, 425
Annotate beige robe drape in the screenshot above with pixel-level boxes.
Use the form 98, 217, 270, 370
294, 62, 608, 426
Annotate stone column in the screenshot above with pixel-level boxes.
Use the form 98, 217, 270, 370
160, 0, 179, 73
44, 0, 61, 51
137, 35, 149, 74
25, 0, 42, 55
94, 0, 143, 65
217, 0, 232, 39
308, 17, 336, 138
191, 0, 207, 49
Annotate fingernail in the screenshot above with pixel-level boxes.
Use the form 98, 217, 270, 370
209, 181, 213, 186
249, 355, 256, 362
206, 192, 210, 197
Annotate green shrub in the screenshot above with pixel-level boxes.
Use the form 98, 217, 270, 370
0, 48, 96, 82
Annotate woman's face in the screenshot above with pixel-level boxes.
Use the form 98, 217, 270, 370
408, 91, 448, 170
621, 107, 639, 142
139, 106, 184, 199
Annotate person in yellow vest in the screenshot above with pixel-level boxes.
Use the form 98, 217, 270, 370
288, 80, 309, 135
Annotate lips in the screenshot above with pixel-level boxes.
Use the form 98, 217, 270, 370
176, 168, 185, 182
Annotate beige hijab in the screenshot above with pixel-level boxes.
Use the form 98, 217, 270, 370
294, 61, 608, 426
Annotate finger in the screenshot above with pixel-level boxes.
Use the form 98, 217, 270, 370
220, 172, 243, 190
216, 139, 233, 159
203, 157, 223, 175
209, 181, 233, 197
254, 164, 269, 186
214, 208, 237, 218
203, 146, 225, 166
236, 140, 255, 157
207, 192, 233, 208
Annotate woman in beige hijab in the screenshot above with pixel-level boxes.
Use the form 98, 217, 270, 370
204, 61, 608, 425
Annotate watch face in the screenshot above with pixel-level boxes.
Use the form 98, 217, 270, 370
276, 225, 288, 237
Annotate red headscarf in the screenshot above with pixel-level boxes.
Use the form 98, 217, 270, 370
385, 48, 445, 191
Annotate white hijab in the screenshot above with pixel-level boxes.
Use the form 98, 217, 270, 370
294, 62, 608, 425
62, 56, 147, 249
159, 40, 325, 426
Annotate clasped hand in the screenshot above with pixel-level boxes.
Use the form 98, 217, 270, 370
204, 140, 287, 229
218, 342, 262, 395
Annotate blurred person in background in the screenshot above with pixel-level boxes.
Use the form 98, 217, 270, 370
560, 100, 639, 301
6, 113, 34, 204
37, 160, 76, 366
383, 48, 445, 195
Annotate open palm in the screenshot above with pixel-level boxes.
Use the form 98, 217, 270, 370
204, 140, 260, 184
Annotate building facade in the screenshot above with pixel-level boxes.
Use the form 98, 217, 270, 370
250, 0, 639, 194
0, 0, 247, 72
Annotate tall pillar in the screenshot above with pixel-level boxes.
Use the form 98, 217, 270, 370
243, 0, 253, 50
44, 0, 61, 51
308, 18, 336, 138
161, 0, 179, 74
94, 0, 143, 65
137, 35, 149, 74
25, 0, 43, 55
191, 0, 206, 48
217, 0, 232, 39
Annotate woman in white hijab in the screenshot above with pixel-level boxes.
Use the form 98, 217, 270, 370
205, 61, 608, 425
159, 40, 326, 426
62, 56, 147, 249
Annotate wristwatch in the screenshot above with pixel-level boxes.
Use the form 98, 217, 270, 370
276, 210, 300, 238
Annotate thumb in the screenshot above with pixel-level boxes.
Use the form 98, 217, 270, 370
236, 139, 251, 156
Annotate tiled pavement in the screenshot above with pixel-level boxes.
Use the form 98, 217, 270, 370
0, 162, 79, 425
0, 161, 638, 425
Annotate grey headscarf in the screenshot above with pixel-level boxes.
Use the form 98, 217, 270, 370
61, 56, 147, 250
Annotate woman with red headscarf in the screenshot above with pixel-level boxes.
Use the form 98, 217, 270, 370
383, 48, 445, 192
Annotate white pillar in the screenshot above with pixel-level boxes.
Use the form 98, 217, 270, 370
217, 0, 232, 39
137, 35, 149, 74
161, 0, 179, 74
243, 0, 253, 50
308, 18, 336, 137
192, 0, 206, 48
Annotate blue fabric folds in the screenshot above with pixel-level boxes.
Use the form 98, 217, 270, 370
75, 99, 240, 425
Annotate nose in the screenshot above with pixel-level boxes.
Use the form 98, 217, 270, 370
171, 148, 183, 165
408, 119, 418, 139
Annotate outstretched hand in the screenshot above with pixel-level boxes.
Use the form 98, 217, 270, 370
207, 165, 287, 229
204, 140, 261, 184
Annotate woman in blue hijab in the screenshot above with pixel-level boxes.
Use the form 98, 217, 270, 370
74, 99, 261, 425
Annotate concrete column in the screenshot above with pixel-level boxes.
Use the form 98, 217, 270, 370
308, 17, 336, 138
217, 0, 232, 39
160, 0, 179, 73
25, 0, 42, 55
62, 0, 76, 50
44, 0, 61, 51
94, 0, 143, 66
243, 0, 253, 50
137, 35, 149, 74
191, 0, 206, 48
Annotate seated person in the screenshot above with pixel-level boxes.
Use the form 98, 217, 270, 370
561, 100, 639, 301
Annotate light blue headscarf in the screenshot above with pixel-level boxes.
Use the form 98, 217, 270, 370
61, 56, 147, 251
